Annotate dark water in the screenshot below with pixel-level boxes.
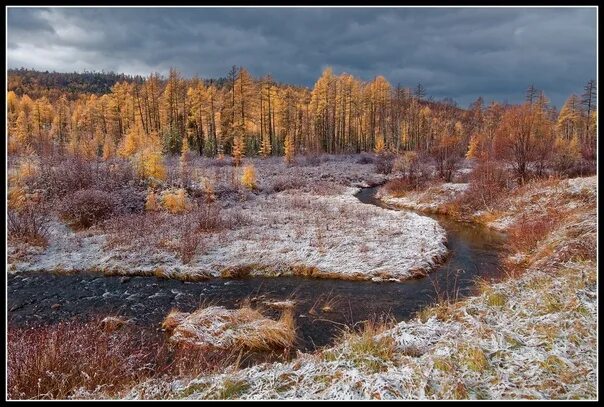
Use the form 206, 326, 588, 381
7, 187, 506, 352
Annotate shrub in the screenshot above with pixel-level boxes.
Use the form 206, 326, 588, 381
302, 154, 323, 166
178, 217, 202, 264
8, 203, 50, 247
241, 165, 257, 190
115, 186, 146, 214
60, 189, 117, 229
267, 175, 306, 193
356, 152, 374, 164
194, 203, 224, 232
458, 160, 510, 211
381, 178, 415, 198
29, 156, 139, 202
374, 153, 395, 174
161, 188, 188, 214
145, 189, 160, 211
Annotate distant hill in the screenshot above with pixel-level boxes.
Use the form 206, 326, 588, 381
7, 68, 228, 100
7, 68, 146, 100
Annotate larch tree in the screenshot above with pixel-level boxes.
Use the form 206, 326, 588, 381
284, 133, 295, 165
232, 133, 245, 166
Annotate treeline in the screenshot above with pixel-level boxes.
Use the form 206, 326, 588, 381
7, 67, 597, 181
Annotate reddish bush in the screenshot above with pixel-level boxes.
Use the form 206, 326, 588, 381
374, 153, 395, 174
31, 156, 139, 202
507, 211, 560, 253
7, 202, 50, 246
381, 178, 415, 198
60, 189, 118, 229
459, 160, 510, 211
7, 319, 235, 400
178, 220, 202, 264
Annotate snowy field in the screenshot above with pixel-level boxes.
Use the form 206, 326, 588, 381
7, 155, 448, 282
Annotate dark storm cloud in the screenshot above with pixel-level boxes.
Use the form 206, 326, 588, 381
7, 7, 597, 107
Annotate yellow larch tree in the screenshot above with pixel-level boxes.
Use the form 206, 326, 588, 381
284, 133, 295, 164
232, 134, 245, 166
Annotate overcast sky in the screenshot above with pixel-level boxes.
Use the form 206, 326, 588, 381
7, 6, 597, 108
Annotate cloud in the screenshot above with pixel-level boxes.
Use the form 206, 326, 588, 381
7, 6, 596, 107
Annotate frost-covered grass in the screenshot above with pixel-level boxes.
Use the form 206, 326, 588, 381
377, 182, 469, 213
162, 304, 296, 352
119, 175, 597, 400
8, 155, 447, 282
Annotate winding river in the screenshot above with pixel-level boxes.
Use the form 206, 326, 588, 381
7, 187, 506, 351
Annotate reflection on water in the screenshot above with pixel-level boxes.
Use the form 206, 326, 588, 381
8, 187, 506, 351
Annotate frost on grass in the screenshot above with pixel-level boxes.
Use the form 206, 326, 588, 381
124, 176, 596, 400
9, 178, 448, 282
377, 182, 469, 213
162, 305, 295, 352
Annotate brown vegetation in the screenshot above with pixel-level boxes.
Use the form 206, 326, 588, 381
7, 318, 235, 400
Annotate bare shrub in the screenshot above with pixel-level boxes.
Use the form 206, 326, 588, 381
115, 186, 146, 214
356, 152, 375, 164
221, 208, 250, 229
557, 159, 597, 178
103, 212, 162, 249
208, 157, 233, 167
374, 153, 395, 174
267, 176, 306, 193
381, 178, 415, 198
178, 216, 202, 264
8, 202, 50, 247
193, 203, 225, 232
303, 154, 323, 166
309, 181, 345, 196
60, 189, 118, 229
459, 160, 510, 212
31, 156, 140, 202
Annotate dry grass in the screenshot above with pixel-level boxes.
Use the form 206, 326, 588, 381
164, 304, 296, 353
342, 320, 397, 373
7, 318, 235, 400
507, 210, 562, 254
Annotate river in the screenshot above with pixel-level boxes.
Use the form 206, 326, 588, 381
7, 186, 506, 352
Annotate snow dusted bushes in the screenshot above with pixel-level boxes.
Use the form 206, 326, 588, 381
374, 152, 395, 174
356, 152, 375, 164
7, 201, 50, 247
455, 160, 510, 212
60, 189, 118, 229
265, 175, 307, 193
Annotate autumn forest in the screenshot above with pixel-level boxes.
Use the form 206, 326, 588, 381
8, 68, 597, 183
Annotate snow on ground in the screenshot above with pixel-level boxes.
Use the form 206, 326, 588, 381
378, 176, 597, 233
484, 176, 597, 232
121, 176, 597, 400
377, 183, 469, 213
8, 156, 448, 282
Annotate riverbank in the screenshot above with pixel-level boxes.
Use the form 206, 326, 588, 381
121, 174, 597, 400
